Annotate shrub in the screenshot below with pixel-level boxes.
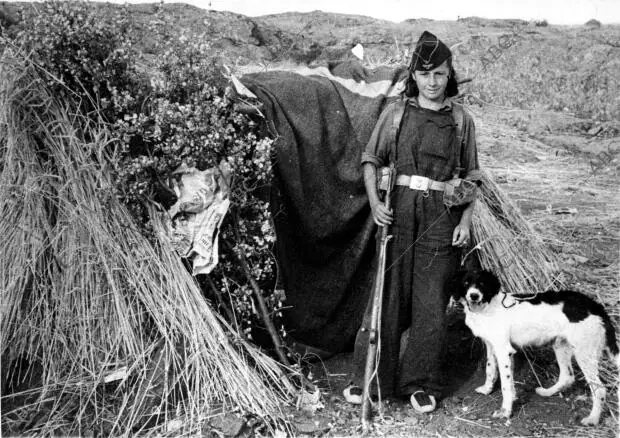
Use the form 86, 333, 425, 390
585, 19, 602, 28
10, 0, 141, 118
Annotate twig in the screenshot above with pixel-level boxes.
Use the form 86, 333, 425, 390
229, 214, 289, 367
454, 416, 492, 429
203, 273, 235, 324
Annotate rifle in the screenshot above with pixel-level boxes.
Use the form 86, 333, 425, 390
361, 163, 395, 432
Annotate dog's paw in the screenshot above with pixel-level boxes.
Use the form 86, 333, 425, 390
492, 408, 511, 419
535, 386, 554, 397
580, 415, 600, 426
475, 385, 493, 395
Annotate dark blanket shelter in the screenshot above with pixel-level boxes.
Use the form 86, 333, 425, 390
240, 61, 409, 356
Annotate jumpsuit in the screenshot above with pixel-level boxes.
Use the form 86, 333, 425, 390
353, 97, 479, 399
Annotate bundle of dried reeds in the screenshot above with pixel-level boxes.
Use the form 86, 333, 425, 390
0, 55, 294, 436
471, 171, 561, 295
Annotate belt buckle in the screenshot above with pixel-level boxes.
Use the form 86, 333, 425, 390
409, 175, 430, 191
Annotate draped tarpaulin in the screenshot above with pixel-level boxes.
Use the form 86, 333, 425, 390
239, 61, 409, 355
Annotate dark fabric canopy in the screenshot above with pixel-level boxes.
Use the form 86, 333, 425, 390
240, 61, 409, 355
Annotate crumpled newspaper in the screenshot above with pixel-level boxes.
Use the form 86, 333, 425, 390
166, 161, 232, 275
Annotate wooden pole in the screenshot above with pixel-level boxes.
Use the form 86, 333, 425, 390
230, 210, 315, 393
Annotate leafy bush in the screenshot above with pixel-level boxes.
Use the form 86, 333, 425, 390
111, 33, 280, 339
10, 0, 142, 118
5, 0, 282, 348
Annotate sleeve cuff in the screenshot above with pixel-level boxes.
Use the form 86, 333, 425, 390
361, 152, 384, 167
464, 169, 483, 182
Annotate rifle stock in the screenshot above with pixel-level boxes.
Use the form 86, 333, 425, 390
361, 164, 395, 432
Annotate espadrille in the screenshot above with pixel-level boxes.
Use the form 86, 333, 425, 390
342, 383, 363, 405
410, 390, 436, 414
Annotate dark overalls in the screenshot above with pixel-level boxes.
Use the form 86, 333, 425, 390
354, 102, 464, 399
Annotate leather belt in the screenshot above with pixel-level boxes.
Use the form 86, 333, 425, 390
395, 175, 446, 192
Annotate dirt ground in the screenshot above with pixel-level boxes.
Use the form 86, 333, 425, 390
299, 319, 616, 437
286, 106, 619, 438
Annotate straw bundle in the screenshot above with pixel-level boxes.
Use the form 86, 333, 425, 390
471, 171, 561, 295
0, 55, 294, 435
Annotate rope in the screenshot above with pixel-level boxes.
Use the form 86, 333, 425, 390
384, 207, 452, 272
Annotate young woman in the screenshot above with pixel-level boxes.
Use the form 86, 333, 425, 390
344, 31, 480, 413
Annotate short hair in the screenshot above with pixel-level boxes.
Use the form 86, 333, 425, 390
403, 60, 459, 99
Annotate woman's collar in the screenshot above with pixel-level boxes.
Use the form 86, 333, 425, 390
406, 96, 453, 112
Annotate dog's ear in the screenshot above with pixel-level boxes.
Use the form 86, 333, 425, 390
451, 268, 469, 298
490, 273, 501, 293
482, 270, 501, 294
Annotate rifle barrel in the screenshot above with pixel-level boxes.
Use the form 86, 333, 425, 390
361, 164, 394, 432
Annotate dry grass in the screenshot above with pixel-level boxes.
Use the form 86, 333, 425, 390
0, 55, 294, 436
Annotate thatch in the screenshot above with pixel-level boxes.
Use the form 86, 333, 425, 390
0, 55, 294, 435
471, 171, 561, 295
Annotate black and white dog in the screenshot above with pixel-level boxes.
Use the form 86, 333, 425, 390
453, 270, 618, 426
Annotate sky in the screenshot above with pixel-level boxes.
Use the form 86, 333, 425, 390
111, 0, 620, 25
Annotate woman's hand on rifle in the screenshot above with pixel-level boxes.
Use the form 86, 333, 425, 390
370, 200, 393, 227
363, 163, 394, 227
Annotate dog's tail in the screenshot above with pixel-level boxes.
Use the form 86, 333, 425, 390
602, 312, 619, 365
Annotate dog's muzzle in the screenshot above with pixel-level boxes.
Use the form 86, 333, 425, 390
467, 292, 482, 303
466, 288, 483, 305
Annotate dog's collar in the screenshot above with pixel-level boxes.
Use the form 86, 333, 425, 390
501, 291, 540, 308
501, 292, 518, 308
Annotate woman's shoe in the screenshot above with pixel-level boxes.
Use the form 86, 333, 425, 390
342, 383, 363, 405
410, 390, 436, 413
